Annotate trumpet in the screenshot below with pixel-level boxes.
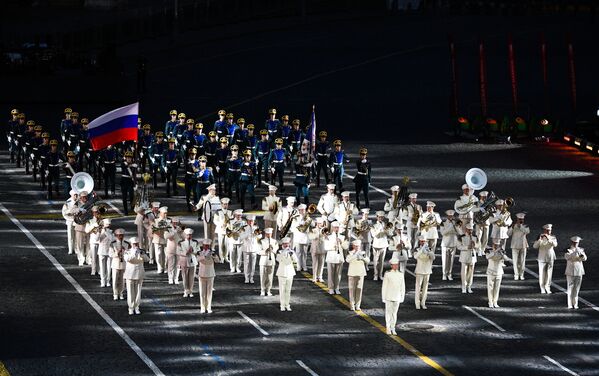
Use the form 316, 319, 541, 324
385, 221, 395, 231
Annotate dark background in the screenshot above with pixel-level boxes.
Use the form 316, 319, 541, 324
2, 0, 599, 143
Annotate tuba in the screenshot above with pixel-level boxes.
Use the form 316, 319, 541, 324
307, 203, 317, 215
465, 168, 487, 190
71, 172, 102, 224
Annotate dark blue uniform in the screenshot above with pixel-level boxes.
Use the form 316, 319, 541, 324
239, 159, 257, 210
254, 139, 270, 186
226, 123, 238, 144
266, 119, 281, 141
14, 121, 26, 167
185, 158, 199, 211
66, 121, 81, 152
163, 148, 180, 196
181, 129, 196, 157
120, 160, 137, 215
37, 142, 50, 188
45, 150, 63, 199
315, 140, 331, 187
214, 120, 227, 140
354, 157, 371, 209
164, 120, 178, 139
23, 127, 35, 174
30, 135, 43, 182
194, 133, 207, 156
100, 148, 118, 196
268, 147, 289, 191
204, 140, 218, 169
226, 155, 242, 201
138, 133, 154, 174
60, 118, 72, 144
294, 153, 313, 205
215, 146, 230, 196
233, 128, 248, 150
7, 117, 19, 163
196, 166, 214, 199
78, 127, 92, 173
174, 122, 187, 146
329, 149, 348, 194
149, 141, 165, 188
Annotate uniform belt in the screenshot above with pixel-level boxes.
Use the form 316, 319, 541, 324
357, 171, 367, 175
218, 160, 226, 163
48, 164, 59, 167
79, 140, 86, 144
153, 154, 162, 157
317, 153, 327, 156
121, 175, 132, 178
205, 152, 215, 156
333, 163, 342, 165
282, 137, 289, 140
228, 169, 240, 172
271, 160, 283, 163
69, 134, 77, 137
258, 151, 267, 155
142, 146, 149, 149
186, 172, 194, 175
166, 161, 177, 164
32, 147, 38, 151
241, 173, 251, 176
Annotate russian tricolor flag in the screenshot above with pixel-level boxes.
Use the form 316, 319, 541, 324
88, 102, 139, 151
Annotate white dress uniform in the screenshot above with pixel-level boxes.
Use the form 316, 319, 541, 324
533, 230, 558, 294
72, 200, 91, 266
353, 215, 373, 263
152, 214, 170, 274
416, 209, 442, 251
242, 224, 261, 283
325, 230, 348, 293
291, 213, 311, 271
440, 218, 460, 280
85, 216, 102, 274
97, 225, 114, 287
346, 248, 370, 310
308, 223, 327, 282
509, 222, 530, 280
109, 238, 129, 299
457, 233, 479, 293
195, 191, 221, 243
124, 246, 150, 314
259, 237, 279, 295
142, 209, 158, 264
384, 192, 407, 227
226, 217, 247, 273
61, 196, 77, 254
334, 199, 358, 236
214, 207, 232, 262
564, 242, 586, 309
370, 219, 390, 280
475, 193, 490, 250
390, 234, 411, 261
177, 237, 198, 297
197, 246, 220, 313
486, 248, 506, 308
317, 192, 338, 222
262, 193, 281, 238
413, 242, 435, 309
164, 226, 184, 284
489, 209, 512, 250
405, 201, 422, 249
382, 255, 407, 334
276, 247, 300, 311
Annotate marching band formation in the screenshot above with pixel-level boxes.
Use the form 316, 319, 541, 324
6, 107, 589, 334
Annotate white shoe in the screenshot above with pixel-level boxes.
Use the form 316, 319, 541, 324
373, 276, 378, 281
106, 283, 111, 287
574, 305, 579, 309
442, 275, 447, 281
149, 260, 154, 264
540, 289, 546, 294
335, 289, 341, 295
328, 289, 334, 295
514, 277, 519, 281
207, 309, 212, 313
236, 268, 242, 273
422, 305, 427, 310
351, 304, 355, 311
461, 289, 466, 294
415, 306, 421, 310
189, 294, 194, 298
568, 305, 573, 309
168, 280, 173, 284
286, 306, 292, 311
448, 275, 453, 281
200, 308, 206, 313
113, 295, 118, 300
546, 289, 552, 294
391, 329, 397, 335
494, 303, 500, 308
386, 328, 392, 335
267, 291, 272, 296
128, 309, 134, 315
100, 283, 105, 287
356, 306, 361, 311
245, 280, 249, 284
281, 307, 285, 311
467, 288, 473, 294
183, 293, 188, 298
174, 280, 180, 285
135, 308, 141, 315
260, 291, 265, 296
250, 279, 254, 284
520, 276, 525, 280
488, 302, 494, 308
119, 295, 124, 300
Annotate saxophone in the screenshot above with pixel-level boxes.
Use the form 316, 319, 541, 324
296, 214, 312, 233
410, 204, 420, 226
419, 213, 437, 231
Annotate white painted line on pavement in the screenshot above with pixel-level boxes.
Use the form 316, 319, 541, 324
504, 256, 599, 313
462, 305, 506, 332
296, 360, 319, 376
105, 200, 125, 216
543, 355, 579, 376
0, 202, 165, 376
237, 310, 269, 336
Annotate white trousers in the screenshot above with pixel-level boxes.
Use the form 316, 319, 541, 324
203, 222, 216, 245
327, 262, 343, 291
361, 241, 372, 267
218, 234, 228, 262
407, 226, 418, 249
460, 263, 475, 289
199, 276, 214, 310
228, 243, 243, 271
511, 248, 527, 279
66, 224, 75, 254
181, 266, 195, 295
278, 276, 294, 308
126, 279, 143, 310
153, 244, 165, 272
260, 265, 275, 292
566, 275, 582, 308
538, 261, 554, 292
476, 225, 489, 251
111, 268, 124, 297
348, 275, 364, 307
74, 230, 89, 266
372, 248, 386, 278
441, 246, 455, 278
166, 253, 178, 282
385, 300, 400, 329
243, 252, 257, 282
98, 255, 111, 285
414, 274, 430, 308
311, 252, 326, 281
89, 243, 99, 273
295, 244, 309, 271
487, 274, 502, 304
